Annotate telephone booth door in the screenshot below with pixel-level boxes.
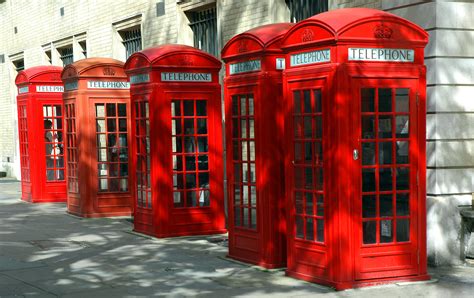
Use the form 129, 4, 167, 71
286, 78, 329, 280
351, 76, 422, 280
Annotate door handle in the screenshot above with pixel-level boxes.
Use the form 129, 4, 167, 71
353, 149, 359, 160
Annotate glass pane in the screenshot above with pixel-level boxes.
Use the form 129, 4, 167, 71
97, 134, 106, 148
185, 173, 196, 189
250, 208, 256, 229
241, 119, 247, 138
232, 96, 239, 115
196, 100, 206, 116
378, 116, 392, 138
186, 191, 197, 207
295, 192, 303, 214
234, 186, 241, 206
317, 219, 324, 242
200, 189, 210, 207
315, 141, 322, 163
184, 119, 194, 134
250, 163, 256, 183
361, 88, 375, 112
171, 101, 181, 116
303, 116, 312, 138
250, 186, 257, 207
96, 104, 105, 117
378, 88, 392, 112
304, 167, 313, 189
172, 119, 181, 135
396, 193, 410, 216
118, 104, 126, 116
248, 95, 254, 115
314, 90, 322, 113
241, 142, 248, 161
240, 97, 246, 115
185, 156, 196, 171
294, 142, 302, 162
305, 192, 313, 215
107, 119, 116, 132
119, 119, 127, 132
396, 116, 409, 138
362, 116, 375, 139
96, 120, 106, 132
363, 221, 376, 244
183, 100, 194, 116
315, 116, 322, 139
249, 120, 254, 138
199, 173, 209, 188
173, 173, 183, 190
396, 141, 409, 164
99, 179, 108, 191
379, 168, 393, 191
379, 142, 392, 164
198, 155, 208, 170
294, 167, 303, 189
380, 194, 393, 217
380, 219, 393, 243
303, 90, 311, 113
197, 119, 207, 134
316, 195, 324, 216
296, 216, 304, 239
184, 137, 195, 153
396, 168, 410, 190
106, 103, 116, 116
306, 217, 314, 241
174, 191, 184, 207
293, 91, 301, 114
395, 88, 409, 112
304, 142, 312, 162
98, 149, 107, 161
362, 195, 376, 218
362, 168, 376, 192
232, 141, 240, 160
315, 167, 323, 190
294, 116, 302, 138
362, 142, 375, 165
234, 207, 241, 226
242, 185, 249, 205
197, 137, 208, 153
233, 163, 241, 184
397, 219, 410, 242
249, 142, 255, 161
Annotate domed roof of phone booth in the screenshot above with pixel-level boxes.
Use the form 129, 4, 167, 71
61, 57, 127, 81
124, 44, 222, 73
221, 23, 295, 61
15, 66, 63, 86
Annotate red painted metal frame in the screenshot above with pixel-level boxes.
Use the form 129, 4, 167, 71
281, 8, 429, 290
15, 66, 67, 203
222, 23, 294, 268
61, 58, 132, 218
124, 44, 225, 238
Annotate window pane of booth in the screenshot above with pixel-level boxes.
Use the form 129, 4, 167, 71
43, 105, 65, 181
96, 103, 129, 193
292, 89, 324, 243
135, 100, 152, 208
231, 94, 257, 229
65, 104, 78, 192
19, 105, 30, 182
172, 99, 210, 208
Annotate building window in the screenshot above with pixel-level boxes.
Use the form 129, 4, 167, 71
58, 46, 74, 66
286, 0, 328, 23
188, 7, 217, 57
12, 59, 24, 72
119, 27, 142, 60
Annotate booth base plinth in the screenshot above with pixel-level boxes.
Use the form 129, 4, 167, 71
286, 269, 431, 291
133, 227, 227, 239
226, 253, 286, 269
23, 197, 67, 204
67, 210, 131, 218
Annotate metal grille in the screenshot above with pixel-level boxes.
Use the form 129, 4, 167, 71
189, 8, 217, 57
286, 0, 328, 23
121, 28, 142, 59
59, 47, 73, 66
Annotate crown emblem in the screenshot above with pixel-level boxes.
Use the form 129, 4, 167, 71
238, 41, 248, 53
302, 29, 314, 42
374, 25, 393, 39
103, 67, 116, 76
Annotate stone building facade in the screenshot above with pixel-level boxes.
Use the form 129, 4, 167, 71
0, 0, 472, 265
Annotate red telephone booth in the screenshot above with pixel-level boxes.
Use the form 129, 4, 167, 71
221, 23, 294, 268
61, 58, 132, 218
124, 45, 225, 238
15, 66, 66, 203
281, 8, 429, 289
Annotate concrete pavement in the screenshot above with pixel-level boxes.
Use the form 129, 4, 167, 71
1, 178, 473, 297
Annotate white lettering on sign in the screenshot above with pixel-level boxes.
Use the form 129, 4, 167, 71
130, 73, 150, 84
64, 81, 78, 91
36, 85, 64, 93
290, 49, 330, 67
161, 72, 212, 82
18, 86, 29, 94
348, 48, 414, 62
229, 59, 261, 75
87, 81, 130, 89
276, 58, 286, 70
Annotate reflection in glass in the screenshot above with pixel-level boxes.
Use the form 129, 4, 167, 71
378, 116, 392, 138
185, 156, 195, 170
378, 88, 392, 112
396, 193, 410, 216
184, 137, 195, 153
362, 195, 376, 218
106, 103, 116, 116
183, 100, 194, 116
240, 97, 246, 115
172, 119, 181, 135
196, 100, 206, 116
305, 192, 313, 215
199, 172, 209, 188
250, 163, 256, 183
379, 168, 393, 191
171, 100, 181, 116
118, 104, 126, 116
186, 173, 196, 189
249, 120, 254, 138
249, 141, 255, 161
184, 119, 194, 134
380, 219, 393, 243
174, 191, 183, 207
241, 119, 247, 138
198, 155, 208, 170
119, 119, 127, 132
379, 142, 392, 164
97, 120, 106, 132
197, 119, 207, 134
396, 88, 409, 112
362, 116, 375, 139
362, 142, 375, 165
251, 208, 256, 228
380, 194, 393, 217
248, 95, 254, 115
396, 168, 410, 190
242, 142, 248, 160
243, 208, 249, 227
361, 88, 375, 112
396, 116, 409, 138
96, 104, 105, 117
242, 185, 249, 205
316, 195, 324, 216
397, 219, 410, 242
97, 134, 106, 148
250, 186, 257, 207
363, 221, 376, 244
396, 141, 409, 164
